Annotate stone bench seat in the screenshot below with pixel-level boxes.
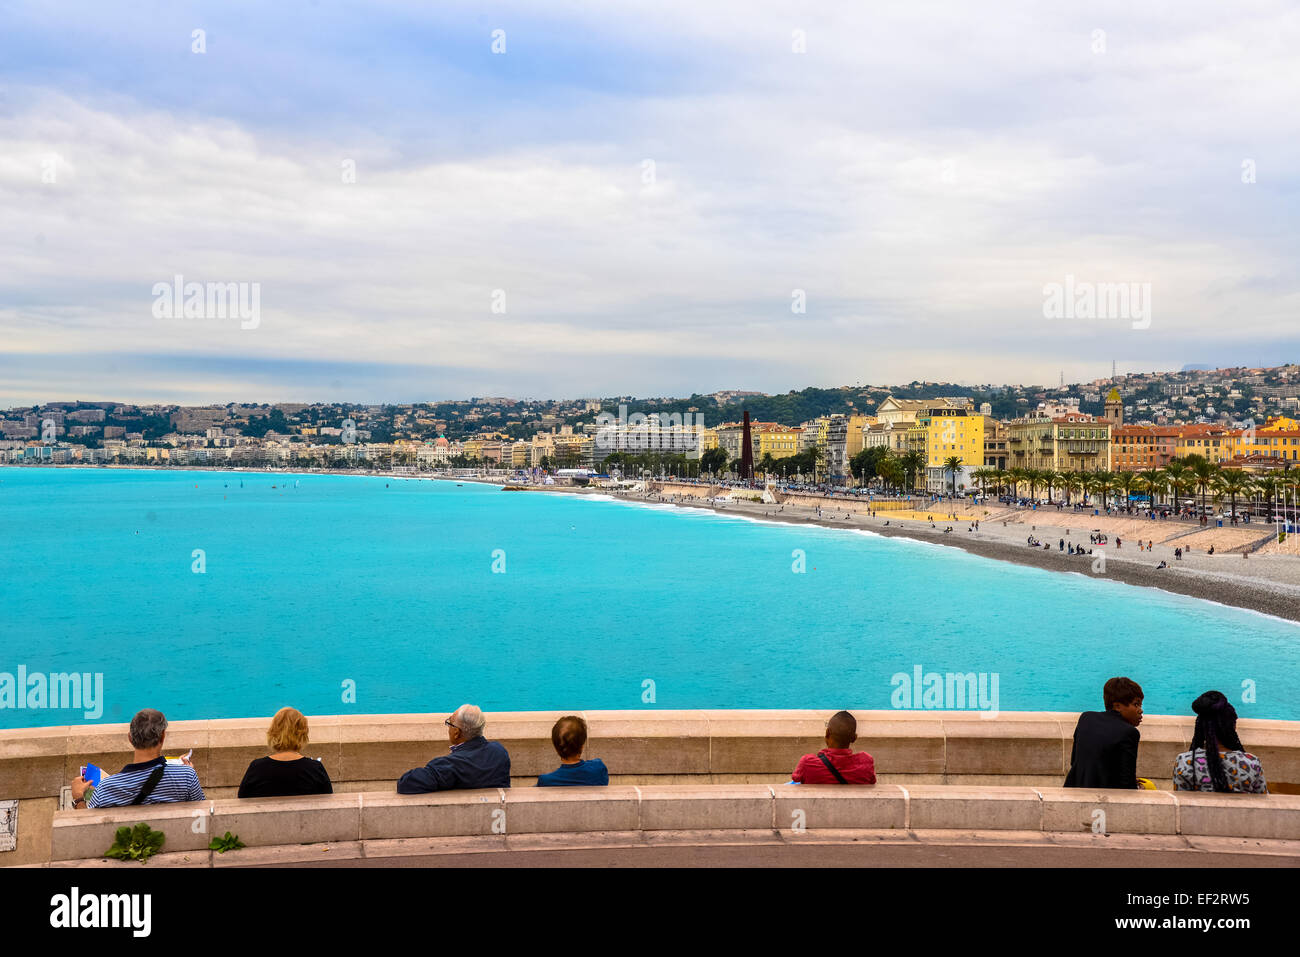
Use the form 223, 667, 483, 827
49, 784, 1300, 863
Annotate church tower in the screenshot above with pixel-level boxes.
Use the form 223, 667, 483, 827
1104, 387, 1123, 428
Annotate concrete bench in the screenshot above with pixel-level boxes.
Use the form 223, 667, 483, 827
48, 784, 1300, 864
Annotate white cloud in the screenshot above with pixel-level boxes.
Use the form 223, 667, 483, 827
1, 1, 1298, 402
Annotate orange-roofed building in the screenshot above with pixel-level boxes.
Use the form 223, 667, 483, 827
1172, 424, 1246, 464
1111, 425, 1181, 471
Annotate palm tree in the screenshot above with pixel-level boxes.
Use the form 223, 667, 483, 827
1213, 469, 1254, 523
1181, 454, 1220, 515
1060, 470, 1083, 505
900, 450, 925, 492
1163, 461, 1192, 515
943, 455, 964, 497
878, 457, 904, 494
971, 467, 994, 498
1113, 470, 1138, 512
1084, 472, 1109, 510
1040, 470, 1059, 504
1252, 473, 1280, 524
1137, 469, 1167, 509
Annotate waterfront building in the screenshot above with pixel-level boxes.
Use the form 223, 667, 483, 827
904, 407, 985, 492
1006, 413, 1112, 473
1111, 424, 1181, 470
716, 421, 798, 464
756, 423, 803, 461
1246, 416, 1300, 463
983, 418, 1009, 470
1172, 425, 1245, 464
823, 414, 869, 483
873, 395, 968, 428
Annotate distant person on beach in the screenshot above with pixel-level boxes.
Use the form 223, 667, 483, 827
1064, 678, 1143, 790
397, 704, 511, 793
537, 716, 608, 786
70, 708, 204, 809
1174, 691, 1266, 793
238, 707, 333, 798
790, 711, 876, 784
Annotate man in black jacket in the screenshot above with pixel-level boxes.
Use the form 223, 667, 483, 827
1064, 677, 1143, 789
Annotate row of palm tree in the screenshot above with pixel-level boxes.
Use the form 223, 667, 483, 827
967, 455, 1300, 522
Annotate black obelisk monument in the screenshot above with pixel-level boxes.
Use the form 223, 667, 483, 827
740, 411, 754, 483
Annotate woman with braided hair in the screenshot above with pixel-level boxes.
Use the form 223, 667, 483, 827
1173, 691, 1267, 793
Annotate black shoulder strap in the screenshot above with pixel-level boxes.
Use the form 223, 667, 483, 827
817, 752, 850, 785
131, 765, 167, 805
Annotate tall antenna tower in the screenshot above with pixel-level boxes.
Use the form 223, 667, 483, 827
1060, 370, 1064, 389
1112, 359, 1117, 380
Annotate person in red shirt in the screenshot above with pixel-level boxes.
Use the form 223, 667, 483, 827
791, 711, 876, 784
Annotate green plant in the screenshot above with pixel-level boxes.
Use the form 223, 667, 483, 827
209, 831, 245, 853
104, 823, 165, 862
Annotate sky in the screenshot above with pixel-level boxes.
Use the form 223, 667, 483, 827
1, 0, 1298, 406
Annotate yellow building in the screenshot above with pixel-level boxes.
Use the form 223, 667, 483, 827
716, 421, 800, 462
1006, 413, 1111, 473
1172, 425, 1245, 464
756, 424, 803, 460
905, 408, 985, 491
1245, 416, 1300, 463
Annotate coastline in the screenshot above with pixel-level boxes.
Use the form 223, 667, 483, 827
9, 463, 1300, 625
578, 485, 1300, 626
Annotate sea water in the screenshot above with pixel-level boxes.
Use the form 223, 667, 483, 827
1, 468, 1297, 728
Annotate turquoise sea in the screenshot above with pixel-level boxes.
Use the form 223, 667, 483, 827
1, 468, 1298, 728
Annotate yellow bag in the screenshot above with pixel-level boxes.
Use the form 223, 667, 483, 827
1136, 777, 1157, 790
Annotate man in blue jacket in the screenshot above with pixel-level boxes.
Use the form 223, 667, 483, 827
397, 704, 511, 793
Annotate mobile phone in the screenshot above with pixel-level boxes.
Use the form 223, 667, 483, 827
166, 749, 194, 765
80, 763, 103, 786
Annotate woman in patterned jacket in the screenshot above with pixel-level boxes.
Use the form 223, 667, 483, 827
1173, 691, 1267, 794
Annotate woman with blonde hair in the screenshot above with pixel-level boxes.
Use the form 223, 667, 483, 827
237, 707, 333, 798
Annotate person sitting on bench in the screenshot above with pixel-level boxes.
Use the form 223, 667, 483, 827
790, 711, 876, 784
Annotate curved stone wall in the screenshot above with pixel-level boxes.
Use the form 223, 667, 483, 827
3, 710, 1298, 865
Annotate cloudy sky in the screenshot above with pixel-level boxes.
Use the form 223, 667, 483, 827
2, 1, 1298, 405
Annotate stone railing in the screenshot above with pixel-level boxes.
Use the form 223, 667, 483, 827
4, 710, 1298, 865
44, 785, 1300, 867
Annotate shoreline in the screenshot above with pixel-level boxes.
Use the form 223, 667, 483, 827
581, 486, 1300, 626
9, 463, 1300, 625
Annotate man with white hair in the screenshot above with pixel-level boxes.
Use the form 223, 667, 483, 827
397, 704, 511, 793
